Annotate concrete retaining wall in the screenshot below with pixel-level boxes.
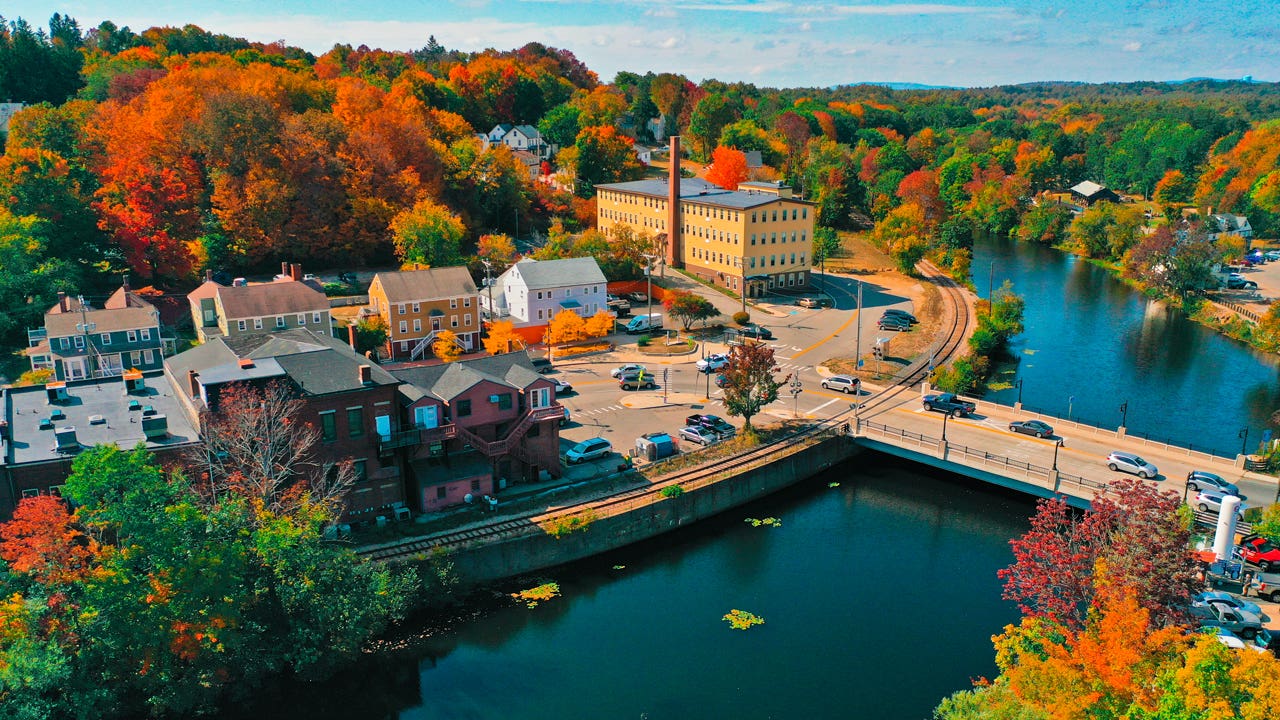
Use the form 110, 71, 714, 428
448, 435, 859, 583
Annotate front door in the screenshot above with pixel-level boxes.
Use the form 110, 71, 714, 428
63, 357, 87, 381
413, 405, 438, 429
375, 414, 392, 441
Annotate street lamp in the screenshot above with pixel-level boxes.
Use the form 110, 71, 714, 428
1119, 401, 1128, 428
1240, 427, 1250, 456
1052, 438, 1064, 471
1015, 378, 1024, 406
941, 410, 951, 443
1067, 395, 1075, 422
641, 253, 659, 321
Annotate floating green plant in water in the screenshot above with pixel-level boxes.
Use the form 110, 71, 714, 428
723, 609, 764, 630
828, 482, 840, 488
745, 517, 782, 527
513, 582, 560, 608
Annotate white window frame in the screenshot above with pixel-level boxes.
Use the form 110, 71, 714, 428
298, 313, 307, 325
101, 333, 111, 346
450, 298, 458, 309
238, 320, 247, 331
413, 319, 422, 332
59, 337, 70, 350
254, 318, 264, 329
463, 297, 471, 307
399, 321, 408, 334
127, 330, 138, 342
451, 315, 459, 328
74, 335, 85, 350
275, 316, 286, 328
397, 304, 406, 315
412, 302, 421, 313
313, 311, 322, 324
140, 328, 151, 341
143, 349, 154, 364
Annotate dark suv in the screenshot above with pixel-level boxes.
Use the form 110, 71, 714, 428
738, 324, 774, 340
684, 414, 735, 438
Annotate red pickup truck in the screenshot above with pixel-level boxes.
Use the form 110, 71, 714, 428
1240, 535, 1280, 572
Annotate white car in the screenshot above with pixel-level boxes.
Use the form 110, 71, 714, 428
1106, 451, 1158, 479
1195, 490, 1246, 517
565, 437, 612, 464
696, 353, 730, 373
610, 364, 647, 378
551, 378, 573, 394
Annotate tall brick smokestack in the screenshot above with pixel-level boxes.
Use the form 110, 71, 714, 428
666, 136, 681, 268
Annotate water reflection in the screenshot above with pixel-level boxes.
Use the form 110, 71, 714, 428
977, 236, 1280, 454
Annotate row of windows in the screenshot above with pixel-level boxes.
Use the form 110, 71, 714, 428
536, 304, 597, 320
398, 315, 471, 334
599, 190, 808, 225
752, 207, 806, 223
57, 327, 153, 351
751, 231, 806, 245
687, 225, 740, 244
749, 253, 806, 269
535, 286, 599, 300
691, 248, 741, 268
397, 297, 471, 314
600, 191, 667, 209
237, 312, 325, 332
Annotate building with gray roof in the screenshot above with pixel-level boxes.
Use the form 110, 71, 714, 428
480, 257, 608, 331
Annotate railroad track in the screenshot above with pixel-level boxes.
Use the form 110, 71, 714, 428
854, 260, 973, 419
359, 418, 849, 563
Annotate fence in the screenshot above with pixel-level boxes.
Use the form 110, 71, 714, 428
1212, 298, 1262, 324
329, 294, 370, 307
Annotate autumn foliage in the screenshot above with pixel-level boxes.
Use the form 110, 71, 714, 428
706, 145, 748, 190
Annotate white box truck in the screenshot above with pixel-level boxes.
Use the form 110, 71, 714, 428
624, 313, 663, 334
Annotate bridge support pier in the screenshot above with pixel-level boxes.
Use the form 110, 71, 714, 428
1117, 425, 1127, 439
938, 440, 949, 460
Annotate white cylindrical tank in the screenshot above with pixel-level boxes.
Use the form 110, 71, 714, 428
1212, 495, 1243, 562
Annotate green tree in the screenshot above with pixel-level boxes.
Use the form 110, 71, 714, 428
687, 93, 739, 160
811, 226, 842, 273
0, 208, 81, 346
1069, 202, 1144, 260
572, 125, 643, 198
720, 342, 789, 431
390, 198, 466, 267
537, 102, 582, 149
800, 137, 864, 229
662, 289, 718, 330
1016, 203, 1073, 245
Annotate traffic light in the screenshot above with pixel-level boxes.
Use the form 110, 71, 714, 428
872, 344, 884, 361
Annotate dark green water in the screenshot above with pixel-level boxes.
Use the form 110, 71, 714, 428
974, 236, 1280, 457
236, 456, 1031, 720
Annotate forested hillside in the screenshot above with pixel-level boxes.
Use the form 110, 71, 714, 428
3, 13, 1280, 347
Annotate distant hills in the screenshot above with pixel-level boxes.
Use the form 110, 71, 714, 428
834, 77, 1270, 91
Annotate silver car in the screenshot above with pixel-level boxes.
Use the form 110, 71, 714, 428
1194, 490, 1246, 516
678, 425, 720, 446
1106, 451, 1158, 479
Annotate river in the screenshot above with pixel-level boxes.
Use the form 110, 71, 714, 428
973, 235, 1280, 457
231, 456, 1031, 720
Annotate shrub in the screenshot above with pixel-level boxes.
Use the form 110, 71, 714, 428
15, 368, 54, 386
637, 334, 651, 347
544, 510, 598, 539
732, 311, 750, 326
660, 485, 684, 499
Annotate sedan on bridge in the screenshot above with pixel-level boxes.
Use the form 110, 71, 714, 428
1106, 451, 1158, 479
1008, 420, 1054, 438
1195, 490, 1247, 517
1187, 471, 1241, 498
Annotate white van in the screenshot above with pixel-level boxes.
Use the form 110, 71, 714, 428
625, 313, 663, 334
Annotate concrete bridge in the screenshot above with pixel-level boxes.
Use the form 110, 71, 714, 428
849, 383, 1278, 513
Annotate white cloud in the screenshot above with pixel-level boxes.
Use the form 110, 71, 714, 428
1123, 41, 1142, 52
823, 3, 1004, 15
799, 21, 812, 31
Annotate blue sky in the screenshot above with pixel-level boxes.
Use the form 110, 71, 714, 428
8, 1, 1278, 87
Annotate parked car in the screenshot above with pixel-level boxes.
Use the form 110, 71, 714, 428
1266, 250, 1280, 262
1249, 570, 1280, 602
611, 363, 647, 378
1192, 591, 1264, 619
877, 314, 912, 331
551, 378, 573, 394
560, 407, 571, 427
882, 308, 919, 324
1192, 601, 1265, 640
1246, 249, 1265, 264
714, 373, 729, 388
738, 324, 774, 340
1226, 273, 1258, 290
685, 414, 736, 438
922, 393, 975, 417
1206, 626, 1269, 654
618, 371, 656, 391
1105, 451, 1158, 479
797, 297, 820, 308
1186, 471, 1240, 497
530, 357, 554, 374
1008, 420, 1054, 438
696, 353, 731, 373
1240, 535, 1280, 572
821, 375, 861, 394
627, 291, 649, 303
606, 294, 631, 316
565, 437, 612, 464
678, 425, 720, 446
1194, 490, 1246, 516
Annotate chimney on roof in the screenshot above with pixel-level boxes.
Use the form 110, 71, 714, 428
186, 370, 200, 398
667, 136, 682, 268
358, 365, 372, 385
57, 291, 67, 312
205, 269, 213, 283
290, 263, 301, 282
347, 323, 358, 350
238, 358, 255, 369
281, 261, 290, 278
121, 274, 130, 291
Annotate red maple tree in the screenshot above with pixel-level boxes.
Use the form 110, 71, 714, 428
0, 495, 99, 585
705, 146, 748, 190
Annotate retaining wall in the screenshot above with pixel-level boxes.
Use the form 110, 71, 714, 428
445, 435, 859, 583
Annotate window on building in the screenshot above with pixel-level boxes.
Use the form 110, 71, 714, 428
276, 316, 286, 328
530, 387, 551, 408
73, 335, 85, 350
771, 233, 777, 244
101, 333, 111, 345
498, 394, 512, 410
143, 349, 154, 364
791, 253, 797, 264
238, 320, 247, 332
298, 313, 307, 325
450, 298, 458, 309
463, 297, 471, 307
397, 304, 406, 315
127, 330, 138, 342
347, 407, 364, 437
770, 255, 776, 266
400, 341, 410, 352
320, 411, 337, 441
131, 350, 141, 365
436, 486, 447, 500
413, 319, 422, 332
353, 459, 368, 483
313, 312, 322, 324
399, 321, 408, 333
751, 211, 757, 222
750, 257, 757, 268
451, 315, 459, 328
464, 314, 472, 326
457, 399, 472, 417
254, 318, 263, 329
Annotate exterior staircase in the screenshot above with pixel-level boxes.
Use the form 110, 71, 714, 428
409, 330, 468, 361
453, 404, 565, 477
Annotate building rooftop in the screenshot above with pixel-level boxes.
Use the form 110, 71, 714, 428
504, 257, 606, 290
390, 353, 545, 403
372, 267, 477, 303
1, 371, 199, 467
212, 281, 330, 319
596, 177, 811, 209
1070, 180, 1108, 197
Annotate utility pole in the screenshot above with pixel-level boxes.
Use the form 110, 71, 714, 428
854, 280, 863, 376
481, 259, 495, 324
790, 374, 803, 418
641, 253, 659, 321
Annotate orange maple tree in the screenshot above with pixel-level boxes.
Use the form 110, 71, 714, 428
706, 146, 748, 190
0, 495, 99, 585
